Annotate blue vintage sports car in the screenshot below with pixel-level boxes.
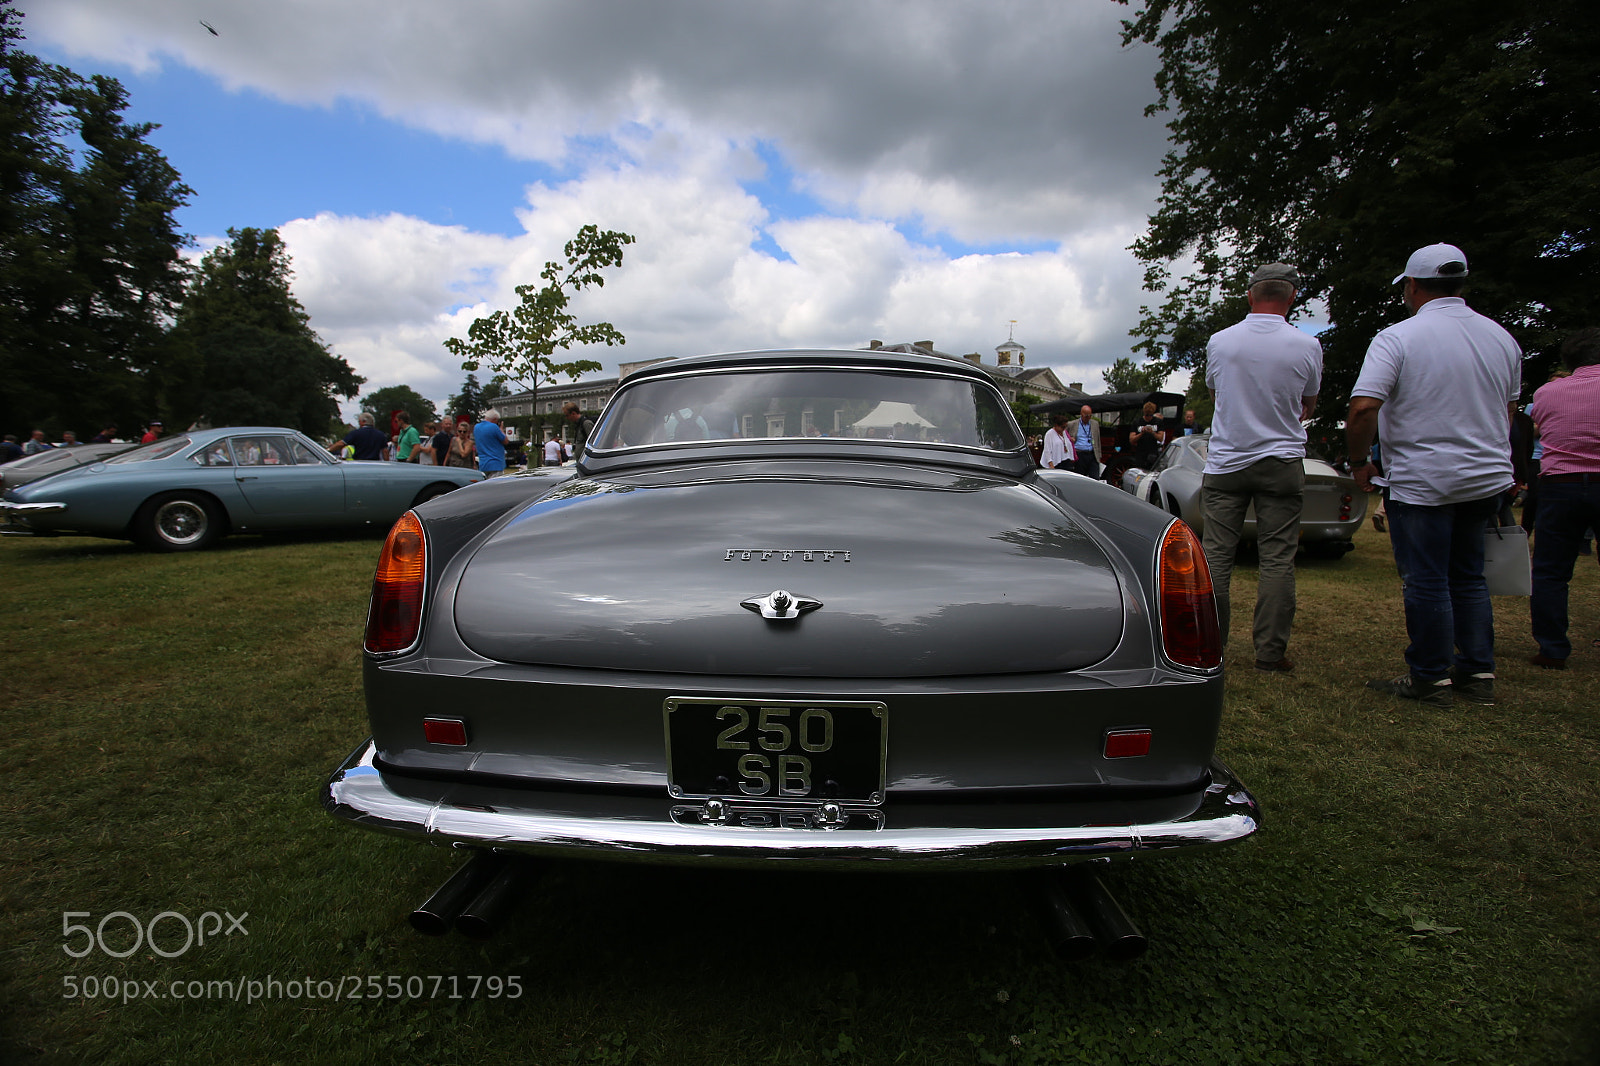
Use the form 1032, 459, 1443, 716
0, 426, 484, 551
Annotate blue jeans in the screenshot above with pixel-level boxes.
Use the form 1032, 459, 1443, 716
1531, 477, 1600, 660
1386, 493, 1504, 681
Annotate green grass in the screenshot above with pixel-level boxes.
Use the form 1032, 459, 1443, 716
1, 529, 1596, 1065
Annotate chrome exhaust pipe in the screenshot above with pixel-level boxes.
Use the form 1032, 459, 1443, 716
1066, 871, 1147, 962
455, 856, 538, 941
1036, 871, 1098, 961
409, 849, 506, 936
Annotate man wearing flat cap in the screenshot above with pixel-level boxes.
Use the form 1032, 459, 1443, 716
1346, 243, 1521, 707
1200, 261, 1323, 672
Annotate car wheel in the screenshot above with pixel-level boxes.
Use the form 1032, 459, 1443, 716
411, 483, 457, 507
136, 492, 223, 552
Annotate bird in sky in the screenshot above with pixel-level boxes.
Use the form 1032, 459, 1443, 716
200, 19, 219, 36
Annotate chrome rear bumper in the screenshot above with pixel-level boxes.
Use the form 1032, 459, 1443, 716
322, 739, 1259, 870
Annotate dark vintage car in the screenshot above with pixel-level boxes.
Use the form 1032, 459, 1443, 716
323, 350, 1259, 954
0, 426, 483, 551
1120, 434, 1366, 558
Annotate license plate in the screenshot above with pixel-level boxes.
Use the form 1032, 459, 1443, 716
664, 697, 887, 804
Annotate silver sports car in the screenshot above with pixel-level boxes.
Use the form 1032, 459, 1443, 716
0, 426, 483, 551
323, 349, 1259, 953
1121, 434, 1366, 558
0, 440, 136, 490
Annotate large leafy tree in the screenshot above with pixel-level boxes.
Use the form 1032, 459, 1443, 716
1118, 0, 1599, 423
1100, 356, 1169, 395
445, 224, 635, 415
359, 385, 437, 430
0, 1, 191, 436
167, 228, 361, 434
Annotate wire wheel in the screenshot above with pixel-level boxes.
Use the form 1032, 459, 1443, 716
137, 493, 221, 551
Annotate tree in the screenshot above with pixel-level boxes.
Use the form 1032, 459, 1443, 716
1100, 356, 1169, 395
1010, 393, 1046, 436
444, 224, 635, 416
359, 385, 437, 430
445, 373, 489, 425
167, 228, 362, 434
1118, 0, 1600, 426
0, 1, 192, 437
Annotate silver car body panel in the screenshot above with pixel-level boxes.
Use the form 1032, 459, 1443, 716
1122, 433, 1366, 544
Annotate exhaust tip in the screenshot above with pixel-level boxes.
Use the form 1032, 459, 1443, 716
409, 849, 506, 936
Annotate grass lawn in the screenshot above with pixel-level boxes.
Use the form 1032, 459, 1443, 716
0, 526, 1596, 1065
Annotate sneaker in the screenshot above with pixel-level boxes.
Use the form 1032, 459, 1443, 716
1449, 669, 1495, 705
1366, 673, 1453, 707
1529, 653, 1567, 670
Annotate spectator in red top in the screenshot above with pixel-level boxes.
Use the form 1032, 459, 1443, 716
141, 421, 164, 444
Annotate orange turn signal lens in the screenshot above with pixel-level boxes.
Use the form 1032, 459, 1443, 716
364, 511, 426, 654
1158, 520, 1221, 669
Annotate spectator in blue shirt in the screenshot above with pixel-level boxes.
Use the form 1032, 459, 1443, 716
474, 409, 508, 477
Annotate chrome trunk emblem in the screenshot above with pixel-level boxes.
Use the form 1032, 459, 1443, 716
740, 589, 822, 620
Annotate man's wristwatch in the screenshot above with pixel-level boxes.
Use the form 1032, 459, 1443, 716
1351, 456, 1370, 466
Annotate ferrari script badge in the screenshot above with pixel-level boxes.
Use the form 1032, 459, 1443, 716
740, 589, 822, 620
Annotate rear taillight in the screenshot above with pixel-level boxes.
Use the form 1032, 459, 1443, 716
1158, 520, 1221, 669
364, 511, 426, 654
1339, 492, 1353, 520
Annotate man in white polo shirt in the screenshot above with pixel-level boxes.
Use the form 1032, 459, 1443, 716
1346, 243, 1520, 707
1201, 262, 1323, 672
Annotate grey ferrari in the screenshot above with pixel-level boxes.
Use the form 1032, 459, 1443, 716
323, 349, 1258, 953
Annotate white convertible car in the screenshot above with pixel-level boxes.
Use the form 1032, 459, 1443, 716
1120, 434, 1366, 559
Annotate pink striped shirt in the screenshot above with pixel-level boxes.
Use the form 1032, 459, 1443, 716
1530, 364, 1600, 475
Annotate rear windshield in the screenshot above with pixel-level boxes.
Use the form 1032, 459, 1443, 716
105, 437, 192, 463
591, 368, 1025, 453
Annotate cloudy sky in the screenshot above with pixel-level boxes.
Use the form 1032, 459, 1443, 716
19, 0, 1183, 417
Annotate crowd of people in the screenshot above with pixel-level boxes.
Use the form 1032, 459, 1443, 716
1029, 242, 1596, 694
323, 401, 596, 477
1200, 243, 1595, 699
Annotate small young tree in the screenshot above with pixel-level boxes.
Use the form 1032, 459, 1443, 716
444, 225, 635, 416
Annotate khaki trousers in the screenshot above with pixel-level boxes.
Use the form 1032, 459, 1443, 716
1200, 456, 1305, 662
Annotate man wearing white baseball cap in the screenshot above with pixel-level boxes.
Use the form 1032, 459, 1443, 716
1345, 243, 1521, 707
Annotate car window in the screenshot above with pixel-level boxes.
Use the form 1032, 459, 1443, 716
105, 437, 192, 463
191, 442, 234, 467
229, 436, 297, 466
592, 368, 1024, 452
288, 439, 327, 465
1155, 443, 1181, 471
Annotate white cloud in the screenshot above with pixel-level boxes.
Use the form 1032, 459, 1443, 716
20, 0, 1184, 415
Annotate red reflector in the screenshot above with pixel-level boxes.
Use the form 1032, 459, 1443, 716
423, 718, 468, 746
1104, 729, 1152, 759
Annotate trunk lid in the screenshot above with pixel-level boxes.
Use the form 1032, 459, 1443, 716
452, 469, 1124, 677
